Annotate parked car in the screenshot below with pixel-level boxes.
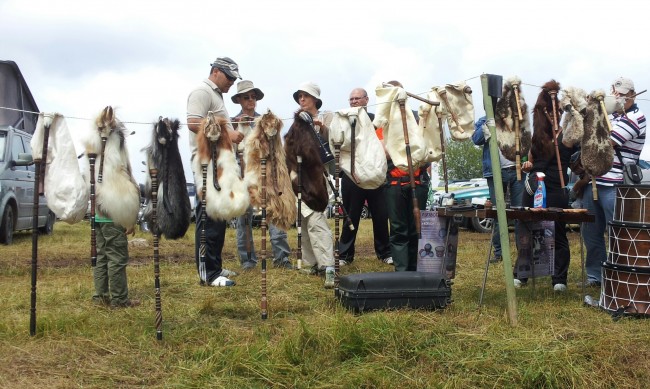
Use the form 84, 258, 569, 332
0, 126, 55, 244
434, 185, 494, 233
138, 182, 197, 231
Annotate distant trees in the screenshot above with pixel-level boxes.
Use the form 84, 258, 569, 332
438, 139, 482, 181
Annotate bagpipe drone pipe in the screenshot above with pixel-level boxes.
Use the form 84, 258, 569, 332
142, 117, 192, 239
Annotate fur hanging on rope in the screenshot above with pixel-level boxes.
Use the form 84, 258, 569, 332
193, 111, 250, 221
532, 80, 562, 160
495, 76, 532, 162
581, 90, 614, 177
284, 110, 329, 213
142, 117, 192, 239
243, 109, 297, 231
82, 106, 140, 229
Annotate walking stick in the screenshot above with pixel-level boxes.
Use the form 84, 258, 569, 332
548, 90, 565, 188
238, 151, 252, 263
349, 116, 360, 184
296, 156, 303, 271
512, 82, 524, 181
149, 168, 163, 340
397, 98, 421, 237
88, 153, 98, 267
29, 118, 51, 336
333, 133, 343, 290
199, 163, 208, 283
325, 174, 355, 231
97, 136, 107, 184
261, 158, 268, 320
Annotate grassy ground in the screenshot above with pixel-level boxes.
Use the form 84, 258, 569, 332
1, 219, 649, 388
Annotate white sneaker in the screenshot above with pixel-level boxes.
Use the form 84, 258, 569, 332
219, 269, 238, 277
339, 260, 348, 266
324, 268, 335, 289
381, 257, 394, 265
210, 276, 235, 287
553, 283, 567, 292
514, 279, 525, 288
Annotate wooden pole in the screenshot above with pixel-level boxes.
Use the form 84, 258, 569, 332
397, 98, 421, 237
150, 168, 163, 340
549, 90, 565, 188
481, 74, 518, 326
296, 156, 303, 271
261, 158, 268, 320
512, 83, 524, 181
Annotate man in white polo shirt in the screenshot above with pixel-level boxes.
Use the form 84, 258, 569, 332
581, 76, 646, 287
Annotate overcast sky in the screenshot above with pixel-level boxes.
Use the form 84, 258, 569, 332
3, 0, 650, 184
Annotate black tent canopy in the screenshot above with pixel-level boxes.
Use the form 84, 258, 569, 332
0, 60, 39, 134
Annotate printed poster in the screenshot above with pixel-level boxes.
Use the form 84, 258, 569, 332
418, 210, 458, 279
514, 220, 555, 278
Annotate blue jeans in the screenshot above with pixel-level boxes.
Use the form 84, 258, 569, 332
236, 206, 291, 264
487, 168, 524, 257
581, 183, 615, 282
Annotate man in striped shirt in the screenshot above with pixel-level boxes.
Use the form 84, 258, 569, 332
581, 77, 646, 287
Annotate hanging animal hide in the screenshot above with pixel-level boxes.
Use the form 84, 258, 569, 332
438, 82, 475, 141
494, 76, 532, 162
31, 113, 89, 223
327, 107, 388, 189
373, 84, 426, 171
243, 109, 296, 231
532, 80, 561, 161
581, 90, 614, 177
416, 88, 444, 163
82, 106, 140, 229
193, 111, 250, 221
143, 117, 192, 239
284, 110, 328, 212
560, 87, 588, 148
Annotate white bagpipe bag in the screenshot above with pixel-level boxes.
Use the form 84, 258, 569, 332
328, 107, 387, 189
417, 89, 446, 163
436, 82, 475, 141
31, 113, 89, 223
373, 84, 426, 171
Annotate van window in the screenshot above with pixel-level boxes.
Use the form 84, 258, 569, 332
11, 134, 27, 171
0, 134, 6, 162
23, 136, 35, 172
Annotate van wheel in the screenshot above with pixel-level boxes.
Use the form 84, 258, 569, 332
471, 216, 493, 234
0, 206, 15, 245
39, 210, 55, 235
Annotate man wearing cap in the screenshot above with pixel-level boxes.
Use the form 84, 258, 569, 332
186, 56, 244, 287
581, 77, 646, 287
230, 80, 293, 270
291, 82, 336, 288
337, 88, 393, 267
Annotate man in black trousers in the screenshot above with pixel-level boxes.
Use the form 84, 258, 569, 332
338, 87, 393, 266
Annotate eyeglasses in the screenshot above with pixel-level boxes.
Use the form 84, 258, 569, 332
349, 96, 367, 102
224, 73, 237, 82
241, 94, 257, 101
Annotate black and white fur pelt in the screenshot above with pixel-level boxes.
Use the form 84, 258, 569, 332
495, 76, 532, 161
82, 106, 140, 229
142, 117, 192, 239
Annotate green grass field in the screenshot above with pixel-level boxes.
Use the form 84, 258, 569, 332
1, 219, 649, 388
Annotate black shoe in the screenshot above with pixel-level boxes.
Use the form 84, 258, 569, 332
489, 254, 503, 264
273, 258, 293, 269
241, 261, 257, 270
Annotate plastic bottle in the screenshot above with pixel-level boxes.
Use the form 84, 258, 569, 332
533, 172, 546, 208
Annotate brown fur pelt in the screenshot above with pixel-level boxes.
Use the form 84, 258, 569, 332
284, 110, 328, 213
82, 106, 140, 229
192, 112, 249, 221
495, 76, 532, 161
244, 110, 297, 231
142, 117, 192, 239
532, 80, 562, 160
560, 87, 588, 148
581, 90, 614, 177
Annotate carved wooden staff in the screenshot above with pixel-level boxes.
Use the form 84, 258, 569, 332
238, 151, 252, 263
261, 158, 268, 320
333, 132, 343, 289
512, 82, 524, 181
437, 111, 449, 193
149, 168, 163, 340
296, 155, 303, 270
325, 173, 355, 231
397, 98, 421, 237
97, 136, 107, 184
381, 83, 440, 108
29, 119, 51, 336
88, 153, 98, 267
548, 90, 565, 188
199, 163, 208, 283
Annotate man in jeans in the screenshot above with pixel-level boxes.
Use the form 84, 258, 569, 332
472, 116, 524, 263
582, 77, 646, 287
230, 80, 293, 270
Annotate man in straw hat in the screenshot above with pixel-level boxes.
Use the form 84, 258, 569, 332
581, 76, 646, 288
231, 80, 293, 271
186, 56, 243, 287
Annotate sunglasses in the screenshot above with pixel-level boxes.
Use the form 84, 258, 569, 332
241, 94, 257, 101
224, 73, 237, 82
